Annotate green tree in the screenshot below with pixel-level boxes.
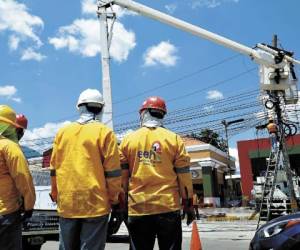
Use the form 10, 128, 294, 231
189, 129, 226, 152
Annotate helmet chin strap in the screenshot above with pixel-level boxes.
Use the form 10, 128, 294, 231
140, 110, 164, 128
77, 105, 103, 124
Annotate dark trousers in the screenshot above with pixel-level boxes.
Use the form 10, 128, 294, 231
127, 211, 182, 250
194, 205, 200, 220
0, 210, 22, 250
59, 215, 109, 250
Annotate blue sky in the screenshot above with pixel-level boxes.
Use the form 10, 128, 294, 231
0, 0, 300, 164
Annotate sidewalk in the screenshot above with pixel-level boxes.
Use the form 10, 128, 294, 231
197, 207, 258, 221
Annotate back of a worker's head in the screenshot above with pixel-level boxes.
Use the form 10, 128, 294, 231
77, 89, 105, 115
139, 96, 167, 127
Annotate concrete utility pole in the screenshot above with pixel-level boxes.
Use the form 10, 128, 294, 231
98, 4, 114, 129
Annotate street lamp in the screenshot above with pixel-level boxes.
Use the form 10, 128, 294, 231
221, 118, 244, 202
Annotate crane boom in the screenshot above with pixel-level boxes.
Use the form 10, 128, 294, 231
99, 0, 300, 66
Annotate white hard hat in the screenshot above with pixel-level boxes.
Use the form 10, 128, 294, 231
77, 89, 104, 108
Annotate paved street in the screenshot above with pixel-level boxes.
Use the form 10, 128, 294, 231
42, 220, 257, 250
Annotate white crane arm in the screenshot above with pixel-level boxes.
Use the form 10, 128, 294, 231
99, 0, 300, 66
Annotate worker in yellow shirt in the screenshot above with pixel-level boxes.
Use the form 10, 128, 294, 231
0, 105, 35, 249
267, 119, 278, 153
119, 96, 195, 250
50, 89, 123, 250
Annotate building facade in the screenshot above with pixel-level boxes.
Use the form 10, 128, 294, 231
237, 134, 300, 201
183, 137, 236, 207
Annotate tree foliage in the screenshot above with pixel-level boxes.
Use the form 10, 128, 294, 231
188, 128, 227, 152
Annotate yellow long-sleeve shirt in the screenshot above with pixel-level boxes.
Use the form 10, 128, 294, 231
50, 121, 122, 218
0, 136, 35, 215
119, 127, 193, 216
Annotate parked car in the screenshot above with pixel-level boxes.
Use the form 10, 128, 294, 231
249, 212, 300, 250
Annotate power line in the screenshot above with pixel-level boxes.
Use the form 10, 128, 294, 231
114, 89, 259, 129
113, 67, 257, 118
113, 54, 241, 104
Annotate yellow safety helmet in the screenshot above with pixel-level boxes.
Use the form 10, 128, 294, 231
0, 105, 23, 128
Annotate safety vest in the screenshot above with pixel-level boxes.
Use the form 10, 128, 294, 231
0, 136, 35, 215
50, 122, 122, 218
119, 127, 193, 216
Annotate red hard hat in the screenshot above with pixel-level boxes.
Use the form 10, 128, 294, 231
139, 96, 167, 114
16, 114, 28, 129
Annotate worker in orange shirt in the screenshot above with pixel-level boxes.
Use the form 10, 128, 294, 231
0, 105, 35, 249
267, 119, 278, 153
50, 89, 123, 250
119, 96, 195, 250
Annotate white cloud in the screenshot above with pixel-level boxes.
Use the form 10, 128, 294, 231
203, 105, 214, 113
0, 85, 21, 103
12, 97, 21, 103
206, 90, 224, 100
21, 48, 46, 61
143, 41, 178, 67
229, 147, 239, 170
165, 3, 178, 14
21, 121, 71, 152
82, 0, 96, 15
49, 18, 136, 62
9, 35, 20, 51
0, 0, 44, 59
0, 85, 17, 97
191, 0, 239, 9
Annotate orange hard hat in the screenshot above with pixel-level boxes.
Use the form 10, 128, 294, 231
139, 96, 167, 114
16, 114, 28, 129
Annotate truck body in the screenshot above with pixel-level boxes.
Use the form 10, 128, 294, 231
22, 171, 59, 250
252, 171, 300, 217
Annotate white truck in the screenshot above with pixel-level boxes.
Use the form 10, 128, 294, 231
22, 169, 129, 249
252, 171, 300, 217
22, 171, 59, 250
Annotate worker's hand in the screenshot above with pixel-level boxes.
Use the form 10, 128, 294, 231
21, 210, 33, 222
107, 203, 124, 235
181, 198, 195, 226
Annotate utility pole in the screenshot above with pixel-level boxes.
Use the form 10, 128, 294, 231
221, 118, 244, 201
98, 3, 115, 129
271, 35, 298, 212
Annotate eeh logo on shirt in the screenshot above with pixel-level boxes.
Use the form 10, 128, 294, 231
137, 141, 162, 165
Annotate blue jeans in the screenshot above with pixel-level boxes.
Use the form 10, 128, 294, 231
0, 210, 22, 250
127, 210, 182, 250
270, 133, 278, 152
59, 215, 109, 250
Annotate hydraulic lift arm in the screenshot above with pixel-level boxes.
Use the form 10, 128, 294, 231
98, 0, 300, 68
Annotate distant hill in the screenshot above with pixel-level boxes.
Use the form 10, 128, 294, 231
21, 146, 41, 159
